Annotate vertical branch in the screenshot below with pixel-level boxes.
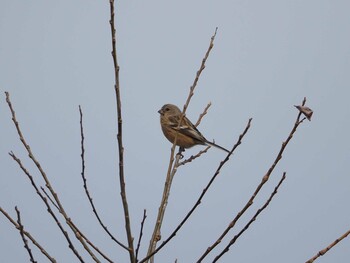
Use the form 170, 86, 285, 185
109, 1, 135, 262
135, 209, 147, 261
146, 28, 218, 262
147, 152, 182, 263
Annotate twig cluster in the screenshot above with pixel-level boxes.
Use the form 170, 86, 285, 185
2, 1, 346, 263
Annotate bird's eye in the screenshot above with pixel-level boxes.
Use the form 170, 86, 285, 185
165, 107, 170, 111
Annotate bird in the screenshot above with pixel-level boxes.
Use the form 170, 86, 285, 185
158, 104, 229, 153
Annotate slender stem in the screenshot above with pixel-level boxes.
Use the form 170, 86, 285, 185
197, 98, 309, 262
305, 229, 350, 263
15, 206, 37, 263
8, 152, 86, 262
109, 1, 135, 262
213, 173, 287, 262
146, 28, 219, 263
79, 106, 128, 251
0, 207, 56, 262
140, 118, 252, 263
5, 92, 100, 262
136, 210, 147, 261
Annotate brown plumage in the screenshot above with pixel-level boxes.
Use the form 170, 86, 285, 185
158, 104, 229, 153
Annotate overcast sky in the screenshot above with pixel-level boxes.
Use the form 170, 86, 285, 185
1, 1, 350, 262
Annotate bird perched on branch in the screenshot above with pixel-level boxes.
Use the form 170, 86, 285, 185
158, 104, 229, 153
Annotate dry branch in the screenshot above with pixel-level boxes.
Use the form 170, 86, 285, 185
109, 0, 135, 262
305, 228, 350, 263
212, 173, 287, 262
141, 118, 252, 263
197, 98, 310, 261
5, 92, 111, 262
15, 206, 37, 263
8, 152, 85, 262
136, 209, 147, 261
146, 28, 218, 263
194, 102, 212, 127
0, 207, 56, 262
79, 106, 128, 251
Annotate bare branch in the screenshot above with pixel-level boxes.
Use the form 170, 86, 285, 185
41, 187, 59, 210
136, 210, 147, 261
0, 207, 56, 262
146, 150, 183, 263
42, 183, 115, 261
15, 206, 37, 263
108, 1, 135, 262
141, 118, 252, 263
146, 27, 219, 263
65, 219, 115, 263
182, 27, 218, 114
178, 146, 211, 167
194, 102, 212, 127
178, 104, 212, 166
79, 106, 128, 251
305, 229, 350, 263
7, 152, 85, 262
213, 173, 287, 262
197, 98, 311, 261
5, 92, 104, 262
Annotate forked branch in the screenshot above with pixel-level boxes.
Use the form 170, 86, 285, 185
79, 105, 128, 251
197, 98, 311, 261
141, 118, 252, 263
146, 28, 218, 263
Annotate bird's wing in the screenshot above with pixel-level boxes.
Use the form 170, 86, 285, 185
168, 115, 206, 143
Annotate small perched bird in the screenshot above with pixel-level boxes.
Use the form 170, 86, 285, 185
158, 104, 229, 153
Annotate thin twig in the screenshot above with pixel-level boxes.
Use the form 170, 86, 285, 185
6, 91, 106, 262
179, 103, 212, 166
178, 146, 211, 167
194, 102, 212, 127
10, 151, 114, 263
8, 152, 85, 262
0, 207, 56, 262
41, 187, 59, 210
65, 219, 115, 263
109, 1, 135, 262
182, 28, 218, 114
146, 27, 219, 263
197, 98, 310, 262
43, 185, 115, 260
136, 209, 147, 261
213, 173, 287, 262
15, 206, 37, 263
305, 228, 350, 263
140, 118, 252, 263
79, 106, 128, 251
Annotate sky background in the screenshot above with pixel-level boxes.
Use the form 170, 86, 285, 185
1, 1, 349, 262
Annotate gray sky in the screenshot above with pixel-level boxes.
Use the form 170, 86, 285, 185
1, 1, 350, 262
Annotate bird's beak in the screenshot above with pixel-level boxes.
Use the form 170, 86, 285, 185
158, 109, 163, 115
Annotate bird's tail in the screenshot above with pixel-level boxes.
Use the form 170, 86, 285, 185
205, 141, 230, 153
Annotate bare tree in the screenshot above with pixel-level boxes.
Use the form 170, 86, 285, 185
1, 1, 348, 263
